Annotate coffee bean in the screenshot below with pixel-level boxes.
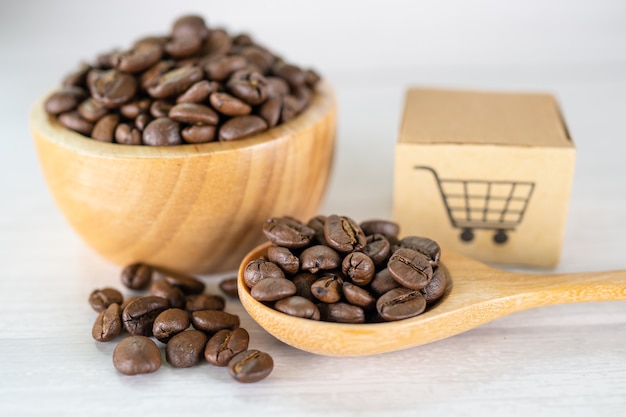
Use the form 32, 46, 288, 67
204, 55, 248, 81
203, 29, 232, 56
44, 86, 86, 115
232, 33, 253, 46
299, 245, 341, 274
176, 80, 218, 103
218, 115, 268, 141
243, 258, 285, 288
369, 268, 400, 296
291, 272, 318, 301
115, 41, 163, 73
142, 117, 182, 146
239, 46, 275, 74
120, 296, 140, 312
120, 99, 151, 119
91, 113, 119, 142
88, 69, 137, 108
92, 303, 122, 342
272, 62, 307, 88
362, 234, 391, 266
311, 274, 343, 303
166, 330, 208, 368
342, 282, 376, 310
165, 35, 202, 59
113, 335, 161, 375
280, 95, 300, 123
250, 277, 297, 302
257, 96, 281, 128
62, 62, 90, 88
228, 350, 273, 383
115, 123, 142, 145
140, 60, 174, 90
89, 287, 123, 312
422, 266, 447, 303
307, 215, 328, 245
400, 236, 441, 267
218, 277, 239, 298
293, 85, 312, 112
182, 125, 216, 143
324, 215, 367, 253
388, 248, 433, 290
226, 70, 269, 105
185, 294, 226, 312
171, 15, 209, 40
262, 217, 315, 248
360, 220, 400, 239
318, 302, 365, 324
376, 288, 426, 321
204, 328, 250, 367
150, 100, 174, 118
209, 92, 252, 116
191, 310, 240, 333
305, 69, 321, 87
162, 272, 205, 295
274, 296, 321, 320
58, 111, 94, 135
135, 113, 153, 131
120, 263, 154, 290
150, 279, 186, 309
265, 76, 290, 98
152, 308, 190, 343
169, 102, 219, 125
77, 97, 108, 122
147, 66, 204, 99
267, 246, 299, 275
342, 252, 375, 286
122, 296, 169, 336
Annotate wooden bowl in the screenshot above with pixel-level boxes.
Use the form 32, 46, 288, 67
30, 81, 336, 274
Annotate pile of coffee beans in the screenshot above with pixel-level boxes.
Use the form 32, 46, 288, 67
45, 14, 320, 145
90, 265, 272, 383
243, 215, 447, 323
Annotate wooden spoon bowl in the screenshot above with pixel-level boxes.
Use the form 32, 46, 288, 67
30, 81, 336, 274
238, 242, 626, 357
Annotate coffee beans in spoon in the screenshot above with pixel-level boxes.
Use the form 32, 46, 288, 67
244, 215, 447, 323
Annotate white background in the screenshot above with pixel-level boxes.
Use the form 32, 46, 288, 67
1, 1, 625, 416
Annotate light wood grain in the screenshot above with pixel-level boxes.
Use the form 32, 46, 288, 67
30, 81, 336, 274
238, 242, 626, 356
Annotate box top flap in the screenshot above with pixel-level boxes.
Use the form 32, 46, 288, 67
399, 87, 573, 147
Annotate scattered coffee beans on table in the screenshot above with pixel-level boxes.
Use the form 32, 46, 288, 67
45, 14, 320, 145
243, 215, 448, 323
90, 263, 272, 382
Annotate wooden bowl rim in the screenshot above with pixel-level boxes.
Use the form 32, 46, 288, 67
30, 80, 334, 159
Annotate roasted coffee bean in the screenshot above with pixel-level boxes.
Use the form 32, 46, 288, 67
204, 55, 248, 81
120, 99, 151, 119
232, 33, 253, 46
376, 288, 426, 321
162, 272, 205, 294
44, 86, 86, 115
243, 258, 285, 288
299, 245, 341, 274
169, 102, 219, 125
359, 220, 400, 239
305, 69, 321, 87
122, 296, 169, 336
191, 310, 240, 333
257, 96, 281, 128
293, 85, 312, 111
89, 287, 123, 312
150, 279, 186, 309
422, 266, 447, 303
120, 296, 140, 312
142, 117, 182, 146
147, 65, 204, 99
311, 274, 343, 303
388, 248, 433, 290
181, 124, 216, 143
250, 277, 296, 302
342, 282, 376, 310
265, 76, 290, 98
280, 95, 300, 123
172, 15, 209, 40
226, 70, 269, 105
185, 294, 226, 312
204, 328, 250, 366
92, 303, 122, 342
209, 92, 252, 116
272, 62, 307, 88
262, 217, 315, 248
369, 268, 400, 296
115, 41, 163, 73
400, 236, 441, 266
219, 277, 239, 298
291, 272, 318, 301
176, 80, 218, 103
91, 113, 119, 142
140, 60, 174, 90
96, 49, 121, 68
121, 263, 154, 290
342, 252, 375, 286
307, 215, 328, 245
88, 69, 137, 108
266, 246, 299, 275
318, 302, 365, 324
77, 97, 108, 122
274, 296, 321, 320
113, 335, 161, 375
218, 115, 267, 141
324, 215, 367, 253
58, 111, 94, 135
362, 234, 391, 266
228, 350, 273, 383
240, 46, 275, 73
165, 35, 202, 58
150, 100, 173, 118
166, 330, 208, 368
152, 308, 190, 343
115, 123, 142, 145
203, 29, 232, 56
62, 62, 90, 88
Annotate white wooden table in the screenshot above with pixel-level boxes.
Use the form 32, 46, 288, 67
1, 2, 625, 416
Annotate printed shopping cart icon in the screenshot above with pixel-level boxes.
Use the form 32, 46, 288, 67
415, 166, 535, 245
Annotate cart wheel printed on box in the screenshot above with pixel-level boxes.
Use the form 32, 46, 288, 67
415, 166, 535, 245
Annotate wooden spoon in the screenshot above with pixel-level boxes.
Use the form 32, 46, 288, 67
237, 242, 626, 357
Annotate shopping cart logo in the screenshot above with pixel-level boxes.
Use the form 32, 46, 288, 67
415, 166, 535, 245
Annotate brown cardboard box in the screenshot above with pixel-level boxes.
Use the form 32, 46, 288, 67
393, 87, 576, 267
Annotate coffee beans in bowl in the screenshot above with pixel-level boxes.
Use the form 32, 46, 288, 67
241, 215, 448, 324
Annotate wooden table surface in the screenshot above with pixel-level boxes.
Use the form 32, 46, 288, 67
1, 2, 625, 416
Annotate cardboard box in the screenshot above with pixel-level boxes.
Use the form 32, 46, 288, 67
393, 87, 576, 267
